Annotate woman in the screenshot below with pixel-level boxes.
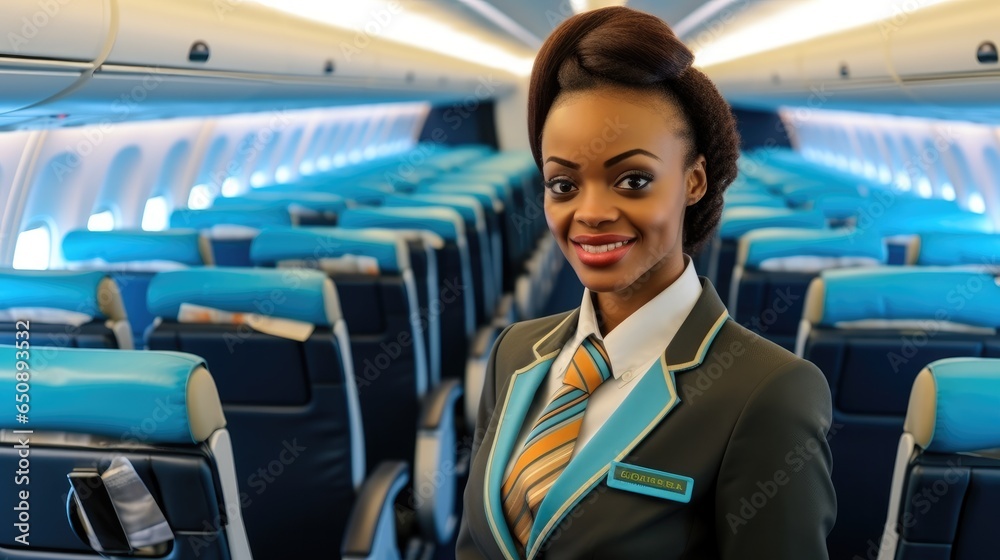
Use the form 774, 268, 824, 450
457, 7, 835, 560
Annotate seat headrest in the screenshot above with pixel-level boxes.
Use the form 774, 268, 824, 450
869, 208, 994, 237
435, 172, 516, 192
147, 267, 341, 327
916, 232, 1000, 267
719, 207, 827, 240
904, 357, 1000, 453
62, 229, 211, 266
383, 194, 484, 226
0, 345, 225, 443
803, 267, 1000, 328
169, 207, 293, 230
210, 192, 348, 215
337, 207, 465, 241
0, 270, 126, 322
419, 183, 507, 211
250, 227, 409, 274
738, 228, 886, 270
724, 193, 786, 208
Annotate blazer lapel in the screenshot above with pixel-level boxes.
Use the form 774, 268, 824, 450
482, 310, 580, 560
524, 279, 730, 559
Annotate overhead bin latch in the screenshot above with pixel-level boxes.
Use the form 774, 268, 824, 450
977, 41, 998, 64
189, 41, 211, 63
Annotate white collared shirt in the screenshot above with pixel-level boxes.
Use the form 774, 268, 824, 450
503, 257, 703, 479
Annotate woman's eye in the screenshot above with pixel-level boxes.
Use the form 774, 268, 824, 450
616, 173, 652, 191
545, 179, 577, 195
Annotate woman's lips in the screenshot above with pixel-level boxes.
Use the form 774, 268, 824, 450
571, 237, 635, 267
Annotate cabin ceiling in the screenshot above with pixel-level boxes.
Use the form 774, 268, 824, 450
442, 0, 720, 49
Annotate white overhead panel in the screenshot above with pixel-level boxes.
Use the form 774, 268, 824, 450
694, 0, 1000, 115
0, 0, 519, 129
0, 0, 114, 115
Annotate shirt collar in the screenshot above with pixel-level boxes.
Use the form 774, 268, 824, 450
576, 256, 702, 380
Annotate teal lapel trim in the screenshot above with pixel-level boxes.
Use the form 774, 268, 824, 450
525, 309, 729, 558
483, 356, 555, 559
482, 311, 578, 560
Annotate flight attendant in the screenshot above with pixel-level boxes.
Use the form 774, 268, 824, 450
457, 6, 836, 560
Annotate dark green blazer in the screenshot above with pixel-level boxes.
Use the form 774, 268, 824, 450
456, 278, 835, 559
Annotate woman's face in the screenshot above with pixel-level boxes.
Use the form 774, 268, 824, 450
541, 88, 707, 299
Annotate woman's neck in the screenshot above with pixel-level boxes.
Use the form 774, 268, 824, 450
593, 255, 686, 336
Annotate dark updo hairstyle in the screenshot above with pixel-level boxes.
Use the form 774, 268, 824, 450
528, 6, 740, 254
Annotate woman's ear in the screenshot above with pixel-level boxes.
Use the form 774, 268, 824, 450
685, 154, 708, 206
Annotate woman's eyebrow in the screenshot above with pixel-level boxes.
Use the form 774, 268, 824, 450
545, 156, 581, 169
604, 149, 661, 168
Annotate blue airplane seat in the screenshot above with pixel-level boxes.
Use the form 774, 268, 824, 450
874, 357, 1000, 560
431, 171, 523, 279
709, 206, 827, 307
62, 229, 212, 347
730, 228, 886, 350
798, 268, 1000, 559
861, 197, 995, 265
0, 345, 253, 560
0, 269, 131, 349
144, 267, 388, 558
911, 231, 1000, 268
210, 191, 348, 226
337, 207, 475, 382
418, 182, 508, 297
382, 194, 497, 326
249, 227, 464, 545
170, 207, 293, 266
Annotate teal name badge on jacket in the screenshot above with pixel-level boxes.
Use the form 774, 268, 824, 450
606, 461, 694, 503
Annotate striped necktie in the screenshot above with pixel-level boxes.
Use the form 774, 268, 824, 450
501, 335, 613, 550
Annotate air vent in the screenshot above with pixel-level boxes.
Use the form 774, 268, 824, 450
977, 41, 998, 64
188, 41, 210, 63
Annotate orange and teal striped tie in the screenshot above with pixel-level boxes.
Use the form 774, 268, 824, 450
501, 335, 613, 549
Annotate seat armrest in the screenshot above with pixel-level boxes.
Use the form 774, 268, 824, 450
466, 326, 502, 431
415, 380, 464, 543
342, 461, 410, 560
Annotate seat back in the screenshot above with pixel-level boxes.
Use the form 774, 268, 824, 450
145, 268, 365, 559
912, 231, 1000, 268
0, 344, 249, 560
338, 207, 474, 380
383, 193, 496, 325
798, 269, 1000, 558
711, 207, 827, 306
62, 229, 213, 346
731, 228, 885, 350
250, 227, 430, 470
170, 207, 293, 266
865, 198, 994, 265
876, 358, 1000, 560
0, 270, 131, 349
210, 192, 347, 226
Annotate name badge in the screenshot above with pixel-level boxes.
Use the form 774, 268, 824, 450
606, 461, 694, 503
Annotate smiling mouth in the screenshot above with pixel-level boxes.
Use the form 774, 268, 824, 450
577, 240, 633, 254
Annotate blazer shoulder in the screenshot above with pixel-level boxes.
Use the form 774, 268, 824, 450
712, 318, 829, 403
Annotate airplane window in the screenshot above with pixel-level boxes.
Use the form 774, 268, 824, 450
277, 128, 304, 181
12, 225, 51, 270
221, 177, 242, 197
968, 193, 987, 214
188, 184, 214, 210
87, 210, 115, 231
142, 196, 169, 231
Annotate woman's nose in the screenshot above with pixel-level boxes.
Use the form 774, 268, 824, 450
574, 184, 619, 228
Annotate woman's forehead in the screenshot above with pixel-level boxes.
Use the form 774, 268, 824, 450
542, 89, 689, 154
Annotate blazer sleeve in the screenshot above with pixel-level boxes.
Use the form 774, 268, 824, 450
455, 323, 514, 559
714, 358, 837, 560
